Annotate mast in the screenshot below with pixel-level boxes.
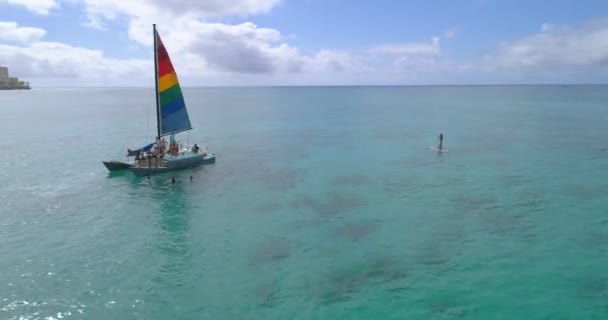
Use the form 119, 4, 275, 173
153, 24, 161, 140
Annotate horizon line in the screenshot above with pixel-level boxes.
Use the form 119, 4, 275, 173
23, 83, 608, 89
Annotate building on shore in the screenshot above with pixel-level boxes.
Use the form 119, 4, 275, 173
0, 67, 8, 87
0, 66, 30, 90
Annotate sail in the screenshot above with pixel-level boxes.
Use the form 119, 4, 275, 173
155, 29, 192, 136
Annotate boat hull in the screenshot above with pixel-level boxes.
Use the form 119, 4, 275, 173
130, 153, 215, 176
103, 161, 133, 171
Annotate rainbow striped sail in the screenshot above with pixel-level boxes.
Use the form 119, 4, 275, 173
155, 27, 192, 136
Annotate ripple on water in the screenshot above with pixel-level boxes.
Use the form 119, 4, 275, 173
428, 296, 474, 318
516, 191, 544, 207
578, 231, 608, 251
498, 174, 529, 188
413, 245, 452, 268
382, 175, 424, 198
0, 300, 83, 320
251, 238, 292, 265
577, 276, 608, 300
290, 215, 324, 230
255, 167, 306, 191
253, 202, 283, 214
479, 212, 525, 235
331, 221, 379, 242
450, 192, 498, 212
565, 184, 608, 202
330, 174, 371, 187
254, 283, 281, 308
290, 191, 367, 217
307, 257, 406, 304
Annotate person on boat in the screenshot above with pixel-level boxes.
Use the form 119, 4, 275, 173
192, 144, 199, 153
438, 133, 444, 150
160, 138, 167, 153
151, 147, 158, 158
135, 150, 143, 164
154, 138, 160, 155
169, 134, 175, 153
167, 134, 176, 156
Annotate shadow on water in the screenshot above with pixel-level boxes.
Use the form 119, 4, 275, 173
426, 292, 473, 318
291, 190, 368, 217
155, 182, 193, 269
576, 275, 608, 302
254, 167, 306, 191
306, 256, 407, 304
112, 171, 200, 315
330, 174, 371, 187
254, 202, 283, 214
250, 237, 292, 266
254, 282, 282, 308
331, 221, 380, 242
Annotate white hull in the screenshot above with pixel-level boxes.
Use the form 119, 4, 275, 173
102, 160, 134, 171
130, 153, 215, 176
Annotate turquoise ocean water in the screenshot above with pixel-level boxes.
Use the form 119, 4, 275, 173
1, 86, 608, 319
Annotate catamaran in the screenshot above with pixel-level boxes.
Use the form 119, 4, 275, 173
103, 24, 215, 175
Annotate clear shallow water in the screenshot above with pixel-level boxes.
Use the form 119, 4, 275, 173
1, 86, 608, 319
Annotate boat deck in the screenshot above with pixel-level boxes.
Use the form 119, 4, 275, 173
135, 157, 165, 168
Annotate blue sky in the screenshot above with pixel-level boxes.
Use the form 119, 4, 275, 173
1, 0, 608, 86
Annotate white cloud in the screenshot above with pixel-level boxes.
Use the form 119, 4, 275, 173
311, 50, 364, 72
370, 37, 441, 55
67, 0, 347, 74
0, 22, 148, 83
0, 0, 360, 80
486, 19, 608, 69
0, 18, 363, 87
105, 19, 306, 74
81, 12, 106, 30
443, 27, 459, 39
73, 0, 448, 77
79, 0, 281, 29
155, 22, 364, 74
0, 21, 46, 43
146, 0, 281, 17
368, 37, 444, 76
0, 42, 149, 80
392, 56, 471, 75
179, 21, 303, 73
0, 0, 60, 15
393, 56, 436, 70
540, 23, 554, 32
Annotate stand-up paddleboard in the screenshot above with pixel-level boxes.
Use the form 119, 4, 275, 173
430, 146, 448, 152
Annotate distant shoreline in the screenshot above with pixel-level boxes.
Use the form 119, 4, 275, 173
19, 84, 608, 89
0, 87, 31, 90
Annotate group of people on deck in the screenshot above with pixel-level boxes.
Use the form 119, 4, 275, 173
150, 134, 181, 158
131, 135, 175, 166
133, 134, 204, 167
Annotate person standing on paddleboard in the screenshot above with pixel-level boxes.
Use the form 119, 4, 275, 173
438, 133, 444, 150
